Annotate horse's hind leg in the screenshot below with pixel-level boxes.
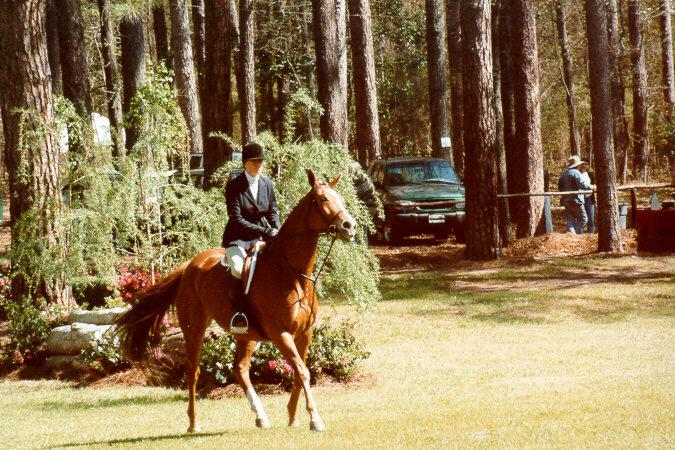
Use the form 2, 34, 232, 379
234, 339, 271, 429
277, 332, 325, 432
177, 297, 210, 433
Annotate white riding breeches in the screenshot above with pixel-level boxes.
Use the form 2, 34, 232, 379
225, 245, 246, 279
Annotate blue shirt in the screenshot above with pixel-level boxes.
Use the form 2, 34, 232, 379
558, 168, 593, 204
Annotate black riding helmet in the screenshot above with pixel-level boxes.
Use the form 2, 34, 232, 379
242, 142, 265, 165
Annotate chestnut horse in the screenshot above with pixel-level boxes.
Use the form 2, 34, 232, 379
114, 170, 356, 432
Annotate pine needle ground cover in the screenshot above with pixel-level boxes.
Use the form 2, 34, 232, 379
0, 255, 673, 448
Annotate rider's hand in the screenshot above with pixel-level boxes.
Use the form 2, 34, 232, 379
265, 228, 279, 239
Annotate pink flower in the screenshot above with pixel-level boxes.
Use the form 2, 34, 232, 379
13, 350, 21, 356
268, 360, 277, 370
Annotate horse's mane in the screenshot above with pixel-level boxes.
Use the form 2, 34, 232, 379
262, 190, 315, 258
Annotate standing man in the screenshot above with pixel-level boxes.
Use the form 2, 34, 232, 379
558, 155, 595, 234
578, 161, 595, 233
222, 142, 281, 333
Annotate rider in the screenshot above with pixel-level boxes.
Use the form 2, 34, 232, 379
222, 142, 281, 333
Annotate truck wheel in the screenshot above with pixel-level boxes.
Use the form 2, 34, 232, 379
383, 222, 403, 245
454, 224, 466, 244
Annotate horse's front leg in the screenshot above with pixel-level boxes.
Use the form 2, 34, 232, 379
286, 333, 310, 427
233, 339, 271, 429
278, 332, 325, 432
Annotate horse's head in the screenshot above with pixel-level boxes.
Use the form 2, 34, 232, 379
306, 169, 357, 242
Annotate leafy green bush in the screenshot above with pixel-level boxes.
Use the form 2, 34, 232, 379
82, 332, 130, 374
200, 319, 370, 385
2, 298, 50, 367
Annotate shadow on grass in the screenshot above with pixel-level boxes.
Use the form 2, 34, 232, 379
44, 430, 229, 448
38, 392, 186, 411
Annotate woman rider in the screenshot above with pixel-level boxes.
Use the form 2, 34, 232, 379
222, 142, 280, 333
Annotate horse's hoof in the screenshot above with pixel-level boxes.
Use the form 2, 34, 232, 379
187, 425, 201, 433
288, 420, 300, 427
256, 417, 271, 429
309, 419, 326, 432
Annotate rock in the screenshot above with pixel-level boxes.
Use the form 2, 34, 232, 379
45, 355, 89, 371
68, 307, 130, 325
46, 323, 113, 355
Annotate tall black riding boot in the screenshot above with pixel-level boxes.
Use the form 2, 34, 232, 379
228, 273, 249, 334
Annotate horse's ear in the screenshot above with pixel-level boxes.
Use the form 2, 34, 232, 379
328, 173, 342, 189
306, 169, 317, 186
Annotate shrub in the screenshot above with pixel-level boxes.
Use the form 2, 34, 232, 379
2, 298, 50, 367
199, 319, 370, 386
115, 267, 157, 303
82, 332, 130, 374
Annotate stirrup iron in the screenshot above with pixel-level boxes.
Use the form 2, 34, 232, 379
230, 312, 249, 334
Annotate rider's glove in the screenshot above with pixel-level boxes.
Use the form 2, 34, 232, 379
264, 227, 279, 239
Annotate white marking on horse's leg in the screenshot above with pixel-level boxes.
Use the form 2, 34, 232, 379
246, 387, 271, 428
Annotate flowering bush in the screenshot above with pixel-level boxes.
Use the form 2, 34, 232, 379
2, 297, 50, 368
82, 331, 130, 374
115, 267, 158, 303
200, 319, 369, 386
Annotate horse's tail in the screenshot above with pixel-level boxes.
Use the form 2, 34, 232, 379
114, 262, 189, 363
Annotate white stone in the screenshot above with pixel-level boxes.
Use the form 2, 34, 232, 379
46, 323, 113, 355
68, 307, 129, 325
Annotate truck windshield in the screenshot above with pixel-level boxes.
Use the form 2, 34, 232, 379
386, 160, 461, 186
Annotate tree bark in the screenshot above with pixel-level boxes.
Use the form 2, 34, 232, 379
192, 0, 206, 114
660, 0, 675, 121
348, 0, 381, 166
554, 0, 581, 156
510, 0, 544, 238
238, 0, 257, 144
492, 0, 512, 246
152, 5, 172, 70
461, 0, 500, 260
54, 0, 92, 117
312, 0, 349, 147
120, 17, 146, 151
498, 0, 517, 218
45, 0, 61, 95
97, 0, 125, 160
169, 0, 203, 154
0, 0, 71, 306
606, 0, 630, 183
203, 0, 233, 187
627, 0, 649, 181
426, 0, 451, 160
585, 0, 623, 253
446, 0, 464, 174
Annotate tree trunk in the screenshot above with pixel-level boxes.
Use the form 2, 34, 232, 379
446, 0, 464, 174
426, 0, 451, 160
461, 0, 500, 260
203, 0, 233, 187
192, 0, 206, 115
45, 0, 61, 95
348, 0, 381, 166
585, 0, 623, 253
312, 0, 349, 147
120, 17, 146, 151
97, 0, 125, 160
510, 0, 544, 238
169, 0, 203, 154
238, 0, 257, 144
627, 0, 649, 181
152, 5, 172, 70
54, 0, 92, 117
277, 76, 290, 142
660, 0, 675, 121
554, 0, 580, 156
0, 0, 72, 306
498, 0, 517, 219
492, 0, 512, 247
606, 0, 630, 184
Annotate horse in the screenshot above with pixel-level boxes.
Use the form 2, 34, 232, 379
114, 169, 357, 433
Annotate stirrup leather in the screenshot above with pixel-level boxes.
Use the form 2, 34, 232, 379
230, 312, 249, 334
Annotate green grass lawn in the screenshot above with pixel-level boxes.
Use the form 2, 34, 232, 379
1, 255, 673, 449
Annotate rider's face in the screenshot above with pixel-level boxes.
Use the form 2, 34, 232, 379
244, 159, 264, 177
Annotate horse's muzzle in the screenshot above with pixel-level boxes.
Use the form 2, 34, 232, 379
331, 217, 357, 242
